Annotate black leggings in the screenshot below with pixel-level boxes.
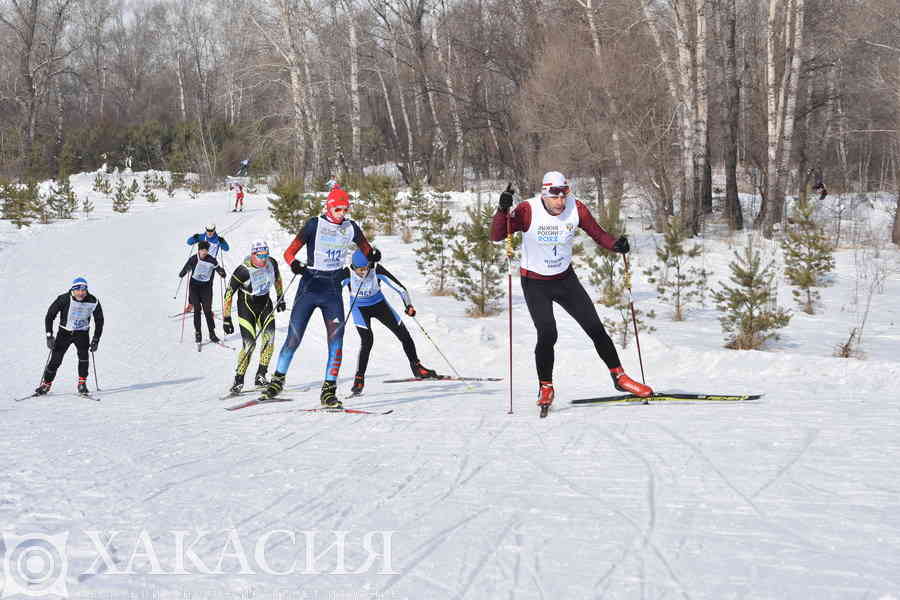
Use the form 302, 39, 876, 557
189, 282, 216, 334
521, 272, 621, 382
44, 329, 90, 382
354, 301, 419, 376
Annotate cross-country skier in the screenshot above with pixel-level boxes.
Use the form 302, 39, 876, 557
34, 277, 104, 396
222, 241, 286, 393
491, 171, 653, 412
262, 185, 381, 408
232, 184, 244, 212
341, 250, 437, 395
236, 158, 250, 177
186, 224, 230, 258
179, 240, 226, 344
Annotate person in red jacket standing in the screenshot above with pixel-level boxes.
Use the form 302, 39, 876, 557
491, 171, 653, 413
232, 184, 245, 212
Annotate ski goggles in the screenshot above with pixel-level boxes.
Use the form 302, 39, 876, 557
71, 284, 88, 291
543, 186, 569, 197
254, 252, 269, 259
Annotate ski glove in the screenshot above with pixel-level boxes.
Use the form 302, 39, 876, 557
90, 339, 99, 352
223, 317, 234, 335
405, 305, 416, 317
367, 247, 382, 265
276, 299, 287, 313
290, 260, 306, 275
499, 183, 515, 212
612, 236, 630, 254
46, 334, 55, 350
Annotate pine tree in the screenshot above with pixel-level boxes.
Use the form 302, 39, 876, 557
267, 178, 307, 233
415, 188, 456, 295
92, 172, 111, 195
643, 216, 710, 320
48, 179, 78, 219
400, 179, 426, 243
82, 194, 95, 218
713, 238, 791, 349
450, 203, 503, 316
781, 198, 834, 314
112, 178, 132, 213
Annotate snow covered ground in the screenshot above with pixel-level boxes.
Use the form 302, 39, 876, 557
2, 172, 900, 599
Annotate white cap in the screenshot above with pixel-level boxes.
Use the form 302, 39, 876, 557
541, 171, 569, 196
206, 223, 216, 231
251, 241, 269, 254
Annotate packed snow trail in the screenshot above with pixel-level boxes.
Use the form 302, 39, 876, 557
2, 189, 900, 599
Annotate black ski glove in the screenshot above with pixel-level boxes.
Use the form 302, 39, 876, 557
367, 247, 381, 265
290, 260, 306, 275
276, 299, 286, 312
90, 339, 99, 352
499, 183, 515, 212
612, 236, 630, 254
46, 334, 55, 350
223, 317, 234, 335
405, 305, 416, 317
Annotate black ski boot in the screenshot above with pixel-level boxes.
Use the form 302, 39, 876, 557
209, 331, 220, 343
230, 374, 244, 395
77, 378, 89, 395
320, 381, 342, 408
263, 372, 285, 399
34, 381, 52, 396
254, 367, 268, 388
410, 361, 438, 379
350, 375, 365, 396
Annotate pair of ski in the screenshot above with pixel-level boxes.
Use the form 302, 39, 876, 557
198, 340, 234, 352
224, 396, 391, 414
14, 392, 100, 402
536, 392, 763, 418
382, 375, 502, 383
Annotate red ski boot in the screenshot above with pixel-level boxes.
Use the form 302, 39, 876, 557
610, 367, 653, 397
537, 381, 554, 418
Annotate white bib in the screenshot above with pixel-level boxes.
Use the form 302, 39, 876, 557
520, 196, 580, 276
193, 259, 215, 282
207, 241, 221, 257
349, 269, 381, 299
65, 300, 97, 331
247, 260, 275, 296
312, 217, 355, 271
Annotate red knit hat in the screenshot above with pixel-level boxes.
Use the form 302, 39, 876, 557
325, 186, 350, 223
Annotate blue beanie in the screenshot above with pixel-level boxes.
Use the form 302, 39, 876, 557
71, 277, 88, 290
351, 249, 369, 268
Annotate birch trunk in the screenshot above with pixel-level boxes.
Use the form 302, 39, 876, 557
328, 66, 349, 176
774, 0, 804, 227
673, 1, 696, 227
344, 0, 362, 174
391, 31, 416, 181
762, 0, 781, 233
693, 0, 709, 230
435, 26, 465, 190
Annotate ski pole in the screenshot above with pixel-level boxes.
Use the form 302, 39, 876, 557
622, 254, 646, 384
330, 269, 366, 340
505, 188, 515, 415
180, 272, 190, 343
411, 316, 462, 379
36, 348, 52, 388
91, 350, 101, 390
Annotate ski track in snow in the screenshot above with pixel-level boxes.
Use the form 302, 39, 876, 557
2, 179, 900, 598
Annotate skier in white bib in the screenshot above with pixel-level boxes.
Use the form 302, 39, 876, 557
491, 171, 653, 412
34, 277, 104, 396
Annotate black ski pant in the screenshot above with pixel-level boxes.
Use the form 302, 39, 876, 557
521, 271, 621, 382
354, 301, 419, 377
43, 328, 90, 382
189, 281, 216, 336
